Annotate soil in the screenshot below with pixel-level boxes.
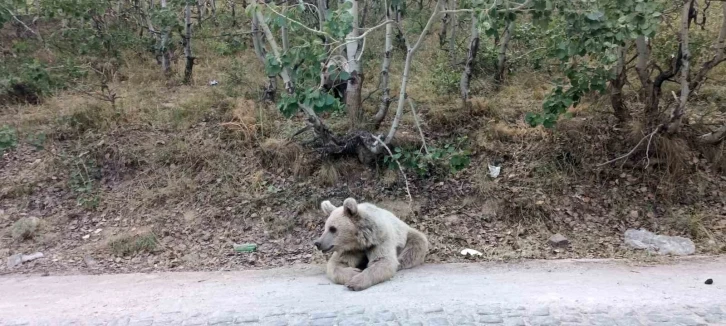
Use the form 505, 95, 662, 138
2, 107, 726, 276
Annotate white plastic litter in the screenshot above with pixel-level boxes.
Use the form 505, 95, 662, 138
488, 164, 501, 178
460, 248, 483, 257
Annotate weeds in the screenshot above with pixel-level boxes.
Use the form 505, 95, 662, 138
0, 125, 18, 154
108, 232, 158, 257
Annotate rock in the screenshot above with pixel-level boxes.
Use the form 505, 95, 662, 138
548, 234, 569, 247
83, 255, 98, 269
7, 252, 43, 268
705, 279, 713, 285
7, 254, 23, 268
22, 252, 43, 263
624, 228, 695, 256
182, 253, 200, 264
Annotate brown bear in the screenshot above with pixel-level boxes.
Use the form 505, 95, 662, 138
314, 198, 429, 291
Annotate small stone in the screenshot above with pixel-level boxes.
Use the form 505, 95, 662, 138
82, 234, 91, 240
7, 254, 23, 268
588, 315, 616, 326
339, 317, 367, 326
477, 306, 502, 315
672, 316, 705, 326
530, 307, 550, 316
548, 234, 569, 247
310, 312, 337, 320
375, 311, 396, 322
400, 321, 423, 326
528, 316, 560, 326
704, 314, 724, 323
614, 317, 643, 326
345, 307, 365, 315
427, 317, 450, 326
559, 315, 582, 322
647, 314, 669, 322
265, 320, 288, 326
451, 313, 475, 324
309, 319, 336, 326
234, 315, 259, 323
479, 315, 504, 324
265, 311, 286, 317
83, 255, 98, 268
424, 307, 444, 314
503, 318, 525, 326
705, 278, 713, 285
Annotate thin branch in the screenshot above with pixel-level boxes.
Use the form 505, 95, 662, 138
597, 127, 662, 166
3, 7, 44, 44
699, 124, 726, 144
372, 135, 413, 208
408, 98, 429, 155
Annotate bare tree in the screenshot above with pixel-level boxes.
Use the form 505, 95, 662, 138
495, 19, 514, 84
448, 0, 458, 65
460, 11, 479, 110
665, 0, 694, 134
374, 3, 395, 129
160, 0, 171, 76
609, 44, 630, 123
183, 0, 195, 84
252, 13, 277, 101
344, 0, 365, 130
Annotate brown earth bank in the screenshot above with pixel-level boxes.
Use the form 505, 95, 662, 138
2, 90, 725, 276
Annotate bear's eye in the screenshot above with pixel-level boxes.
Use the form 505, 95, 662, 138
328, 226, 337, 233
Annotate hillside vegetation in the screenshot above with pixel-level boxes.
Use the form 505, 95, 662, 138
1, 0, 725, 274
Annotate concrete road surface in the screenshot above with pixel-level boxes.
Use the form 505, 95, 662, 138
1, 258, 725, 325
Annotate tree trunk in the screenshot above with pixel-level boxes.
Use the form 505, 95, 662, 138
495, 19, 514, 84
230, 0, 236, 27
183, 0, 194, 84
610, 45, 630, 123
316, 0, 329, 53
448, 0, 458, 65
210, 0, 216, 25
373, 5, 394, 130
439, 0, 449, 48
196, 0, 204, 26
344, 0, 363, 130
688, 3, 726, 94
160, 0, 171, 76
460, 11, 479, 111
254, 9, 336, 145
666, 0, 694, 134
635, 35, 662, 125
383, 0, 445, 147
252, 13, 276, 101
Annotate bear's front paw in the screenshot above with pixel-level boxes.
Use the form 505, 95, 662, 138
345, 274, 370, 291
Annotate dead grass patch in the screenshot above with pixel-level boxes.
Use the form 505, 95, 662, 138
220, 98, 258, 145
314, 161, 340, 187
108, 230, 158, 257
11, 217, 40, 241
259, 138, 306, 175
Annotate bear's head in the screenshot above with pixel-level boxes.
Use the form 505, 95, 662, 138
314, 197, 363, 253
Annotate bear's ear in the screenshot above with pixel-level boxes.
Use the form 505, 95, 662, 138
321, 200, 337, 215
343, 198, 358, 217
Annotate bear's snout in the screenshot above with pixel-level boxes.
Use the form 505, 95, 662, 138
314, 241, 321, 250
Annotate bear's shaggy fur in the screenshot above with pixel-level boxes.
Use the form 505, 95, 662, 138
314, 198, 429, 291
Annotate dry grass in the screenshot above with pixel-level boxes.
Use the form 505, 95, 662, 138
314, 161, 340, 187
108, 231, 158, 257
11, 217, 40, 241
259, 138, 303, 170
